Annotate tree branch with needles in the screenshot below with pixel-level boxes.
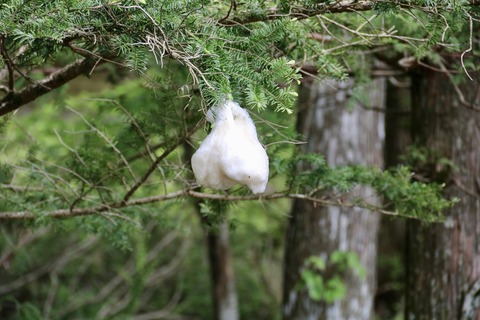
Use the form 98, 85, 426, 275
0, 1, 477, 117
218, 0, 480, 26
0, 186, 430, 221
121, 121, 204, 204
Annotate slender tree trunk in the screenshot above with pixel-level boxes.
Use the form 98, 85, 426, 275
405, 69, 480, 319
375, 75, 411, 317
205, 222, 239, 320
184, 143, 239, 320
283, 77, 385, 320
384, 76, 412, 167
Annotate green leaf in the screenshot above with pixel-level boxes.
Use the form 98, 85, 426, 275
301, 269, 324, 301
306, 256, 326, 271
324, 277, 346, 303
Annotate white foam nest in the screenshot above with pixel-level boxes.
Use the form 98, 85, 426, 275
191, 100, 269, 194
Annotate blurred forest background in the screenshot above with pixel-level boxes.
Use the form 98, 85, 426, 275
0, 1, 479, 320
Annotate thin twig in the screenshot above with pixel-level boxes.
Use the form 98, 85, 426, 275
218, 0, 237, 23
438, 61, 480, 112
460, 14, 474, 81
0, 35, 15, 92
54, 128, 86, 165
122, 121, 203, 203
126, 141, 167, 163
0, 184, 45, 192
64, 39, 125, 68
83, 98, 157, 163
67, 106, 137, 181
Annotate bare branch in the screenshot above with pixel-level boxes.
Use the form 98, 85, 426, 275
0, 57, 107, 117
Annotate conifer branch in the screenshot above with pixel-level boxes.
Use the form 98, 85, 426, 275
219, 0, 375, 25
0, 189, 189, 220
121, 121, 204, 203
219, 0, 480, 26
0, 187, 424, 221
0, 57, 107, 116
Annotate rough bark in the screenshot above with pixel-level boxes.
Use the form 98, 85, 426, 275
405, 70, 480, 319
283, 78, 385, 320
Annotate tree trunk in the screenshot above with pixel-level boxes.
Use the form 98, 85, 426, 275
283, 78, 385, 320
375, 75, 411, 317
405, 69, 480, 320
205, 222, 239, 320
184, 143, 239, 320
384, 75, 412, 167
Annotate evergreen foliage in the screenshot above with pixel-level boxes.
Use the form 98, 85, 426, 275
282, 152, 454, 221
1, 0, 476, 114
298, 251, 365, 304
0, 0, 478, 318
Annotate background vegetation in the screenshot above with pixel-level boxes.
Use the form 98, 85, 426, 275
0, 1, 478, 319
